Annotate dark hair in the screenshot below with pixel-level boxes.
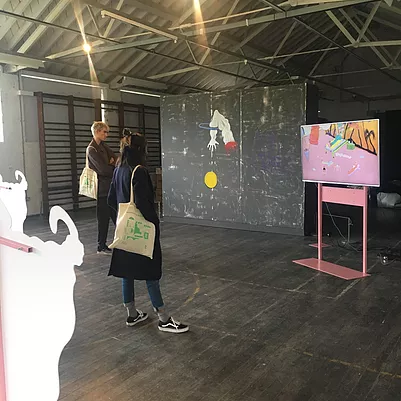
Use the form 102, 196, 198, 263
118, 132, 147, 168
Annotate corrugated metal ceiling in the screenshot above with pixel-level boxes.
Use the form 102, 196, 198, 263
0, 0, 401, 99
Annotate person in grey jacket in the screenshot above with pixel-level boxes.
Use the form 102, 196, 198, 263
87, 121, 117, 254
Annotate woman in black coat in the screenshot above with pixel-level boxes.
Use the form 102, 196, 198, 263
107, 131, 188, 334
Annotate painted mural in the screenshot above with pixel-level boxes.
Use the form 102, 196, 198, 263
199, 109, 238, 189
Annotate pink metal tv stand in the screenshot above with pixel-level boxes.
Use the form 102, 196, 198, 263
294, 183, 370, 280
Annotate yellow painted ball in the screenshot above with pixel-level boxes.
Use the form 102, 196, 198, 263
204, 171, 218, 189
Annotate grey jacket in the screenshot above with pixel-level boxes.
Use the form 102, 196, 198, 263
87, 139, 116, 197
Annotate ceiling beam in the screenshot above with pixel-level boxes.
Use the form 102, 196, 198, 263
198, 0, 242, 67
309, 29, 343, 76
108, 34, 372, 100
0, 8, 118, 51
356, 2, 380, 43
0, 52, 45, 70
103, 0, 125, 38
17, 0, 71, 54
271, 21, 297, 62
340, 9, 391, 67
326, 10, 355, 43
142, 2, 281, 89
46, 40, 104, 60
87, 5, 103, 37
0, 49, 202, 92
81, 1, 372, 57
100, 10, 178, 40
0, 0, 32, 43
106, 0, 208, 88
294, 15, 401, 85
256, 0, 401, 87
121, 0, 176, 21
352, 11, 394, 66
393, 47, 401, 65
86, 0, 372, 55
91, 2, 401, 88
378, 2, 401, 16
147, 67, 200, 80
6, 0, 53, 50
355, 9, 401, 33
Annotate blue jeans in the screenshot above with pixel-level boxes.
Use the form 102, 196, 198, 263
122, 279, 164, 309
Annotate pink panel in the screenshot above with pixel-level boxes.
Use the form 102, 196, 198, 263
322, 186, 366, 207
0, 307, 6, 401
293, 258, 369, 280
0, 237, 32, 253
309, 243, 330, 248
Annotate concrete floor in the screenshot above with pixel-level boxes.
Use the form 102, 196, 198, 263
24, 208, 401, 401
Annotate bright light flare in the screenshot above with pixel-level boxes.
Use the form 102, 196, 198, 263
73, 2, 99, 96
193, 0, 209, 54
82, 42, 91, 53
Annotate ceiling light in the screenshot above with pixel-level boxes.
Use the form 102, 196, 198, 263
83, 42, 91, 53
120, 89, 161, 98
20, 74, 102, 89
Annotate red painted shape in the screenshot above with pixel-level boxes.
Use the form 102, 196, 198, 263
293, 258, 369, 280
309, 125, 319, 145
224, 141, 237, 153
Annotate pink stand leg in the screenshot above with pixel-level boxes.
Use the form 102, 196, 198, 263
318, 183, 323, 261
0, 306, 6, 401
294, 184, 370, 280
363, 186, 368, 276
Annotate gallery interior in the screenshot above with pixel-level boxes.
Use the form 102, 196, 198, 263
1, 0, 401, 400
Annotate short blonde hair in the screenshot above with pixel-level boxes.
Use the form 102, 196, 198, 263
91, 121, 108, 136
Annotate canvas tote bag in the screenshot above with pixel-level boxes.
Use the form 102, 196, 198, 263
109, 166, 156, 259
79, 147, 98, 199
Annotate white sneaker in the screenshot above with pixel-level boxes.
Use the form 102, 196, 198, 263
158, 317, 189, 333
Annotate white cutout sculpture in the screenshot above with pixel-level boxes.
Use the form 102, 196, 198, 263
0, 172, 84, 401
0, 171, 28, 232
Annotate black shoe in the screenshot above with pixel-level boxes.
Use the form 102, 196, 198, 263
97, 246, 112, 255
126, 310, 148, 327
158, 317, 189, 333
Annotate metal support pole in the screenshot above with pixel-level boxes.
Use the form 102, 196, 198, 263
118, 102, 125, 137
36, 92, 49, 217
94, 98, 102, 121
68, 96, 79, 211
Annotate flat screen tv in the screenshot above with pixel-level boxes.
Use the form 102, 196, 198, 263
300, 119, 380, 187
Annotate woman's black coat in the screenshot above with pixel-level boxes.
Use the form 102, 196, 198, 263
107, 165, 162, 281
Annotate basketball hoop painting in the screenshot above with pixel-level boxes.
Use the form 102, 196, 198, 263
199, 110, 238, 155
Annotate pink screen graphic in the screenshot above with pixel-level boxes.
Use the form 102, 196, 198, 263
301, 119, 380, 187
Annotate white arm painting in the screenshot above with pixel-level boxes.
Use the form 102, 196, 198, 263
207, 110, 238, 153
207, 110, 220, 151
0, 177, 84, 401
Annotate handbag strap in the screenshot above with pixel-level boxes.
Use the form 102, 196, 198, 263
130, 165, 142, 204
